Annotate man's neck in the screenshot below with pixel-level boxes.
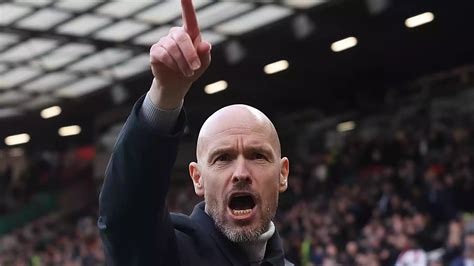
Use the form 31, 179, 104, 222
237, 222, 275, 265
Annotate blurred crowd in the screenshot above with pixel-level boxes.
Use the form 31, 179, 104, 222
271, 96, 474, 265
1, 95, 474, 266
0, 210, 103, 266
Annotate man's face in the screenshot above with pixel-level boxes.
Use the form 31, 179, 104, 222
189, 105, 289, 242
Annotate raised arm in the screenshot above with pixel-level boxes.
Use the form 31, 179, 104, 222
98, 1, 211, 265
148, 0, 211, 110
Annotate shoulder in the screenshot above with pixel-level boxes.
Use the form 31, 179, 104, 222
170, 212, 197, 234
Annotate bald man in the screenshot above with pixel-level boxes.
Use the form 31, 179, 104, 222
98, 1, 292, 265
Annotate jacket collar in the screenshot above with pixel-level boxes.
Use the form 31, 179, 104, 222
190, 202, 286, 266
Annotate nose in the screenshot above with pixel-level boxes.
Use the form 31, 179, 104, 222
231, 157, 252, 184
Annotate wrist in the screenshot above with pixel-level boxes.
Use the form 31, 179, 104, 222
149, 79, 188, 110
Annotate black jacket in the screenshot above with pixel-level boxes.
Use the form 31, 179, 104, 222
98, 96, 292, 266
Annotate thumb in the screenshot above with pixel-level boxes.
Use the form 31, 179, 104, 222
197, 41, 211, 70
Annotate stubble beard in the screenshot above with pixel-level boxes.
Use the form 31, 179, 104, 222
205, 192, 278, 243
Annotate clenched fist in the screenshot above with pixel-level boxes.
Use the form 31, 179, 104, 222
148, 0, 211, 110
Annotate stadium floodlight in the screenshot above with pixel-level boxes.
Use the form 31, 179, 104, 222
5, 133, 30, 146
331, 36, 358, 52
337, 121, 356, 132
58, 125, 81, 137
264, 60, 289, 75
40, 106, 61, 119
0, 67, 41, 89
205, 80, 228, 94
405, 12, 434, 28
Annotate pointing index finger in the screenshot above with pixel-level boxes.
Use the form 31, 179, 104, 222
181, 0, 200, 42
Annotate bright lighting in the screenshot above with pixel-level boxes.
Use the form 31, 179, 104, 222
204, 80, 228, 94
264, 60, 289, 74
5, 133, 30, 146
215, 5, 293, 35
405, 12, 434, 28
337, 121, 355, 132
331, 37, 358, 52
40, 106, 61, 119
58, 125, 81, 137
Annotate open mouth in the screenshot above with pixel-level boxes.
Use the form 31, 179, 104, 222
228, 193, 256, 217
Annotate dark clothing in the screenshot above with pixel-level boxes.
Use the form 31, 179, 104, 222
450, 257, 466, 266
98, 96, 291, 266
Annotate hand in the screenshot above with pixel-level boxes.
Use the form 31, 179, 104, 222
149, 0, 212, 110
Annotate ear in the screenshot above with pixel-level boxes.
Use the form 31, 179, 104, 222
189, 162, 204, 197
279, 157, 289, 193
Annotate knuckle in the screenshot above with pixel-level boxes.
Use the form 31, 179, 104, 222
169, 26, 183, 33
172, 31, 189, 43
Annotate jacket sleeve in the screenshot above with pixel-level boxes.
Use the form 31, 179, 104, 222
97, 95, 184, 266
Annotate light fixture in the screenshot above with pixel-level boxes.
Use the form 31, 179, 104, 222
23, 72, 77, 92
55, 76, 111, 98
135, 0, 210, 24
37, 43, 95, 70
176, 2, 254, 29
337, 121, 355, 132
5, 133, 30, 146
331, 36, 358, 52
0, 32, 19, 49
67, 48, 132, 72
16, 8, 71, 30
103, 54, 149, 79
0, 91, 30, 105
40, 106, 61, 119
94, 20, 150, 41
214, 5, 293, 35
0, 67, 41, 89
405, 12, 434, 28
0, 38, 57, 62
204, 80, 228, 94
133, 26, 172, 46
56, 14, 112, 36
54, 0, 100, 12
264, 60, 289, 74
0, 3, 32, 25
283, 0, 326, 9
58, 125, 81, 137
15, 0, 52, 7
96, 1, 153, 18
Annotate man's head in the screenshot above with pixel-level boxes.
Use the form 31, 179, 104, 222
189, 104, 289, 242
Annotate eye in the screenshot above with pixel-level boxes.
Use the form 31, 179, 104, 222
215, 154, 230, 162
253, 153, 266, 160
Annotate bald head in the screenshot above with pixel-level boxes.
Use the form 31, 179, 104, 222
196, 104, 281, 162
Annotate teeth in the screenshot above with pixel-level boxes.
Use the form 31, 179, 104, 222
232, 209, 252, 216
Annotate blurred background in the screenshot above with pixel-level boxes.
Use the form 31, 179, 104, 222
1, 0, 474, 265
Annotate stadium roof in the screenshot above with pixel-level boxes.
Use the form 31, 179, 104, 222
0, 0, 473, 150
